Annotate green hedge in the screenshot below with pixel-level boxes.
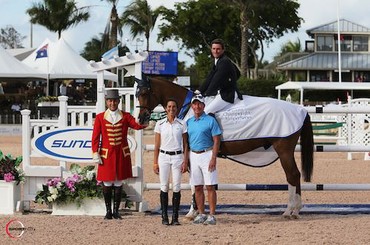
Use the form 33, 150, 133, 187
237, 77, 284, 98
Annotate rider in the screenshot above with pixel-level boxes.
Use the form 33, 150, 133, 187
195, 38, 242, 115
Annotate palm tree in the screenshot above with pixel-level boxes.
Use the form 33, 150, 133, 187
120, 0, 164, 51
101, 0, 124, 50
27, 0, 90, 39
278, 38, 302, 56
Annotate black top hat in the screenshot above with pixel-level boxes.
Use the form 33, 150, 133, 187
105, 89, 120, 99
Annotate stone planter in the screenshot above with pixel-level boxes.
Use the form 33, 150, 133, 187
52, 198, 105, 216
0, 180, 21, 215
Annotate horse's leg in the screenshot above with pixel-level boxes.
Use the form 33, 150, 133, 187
273, 137, 302, 218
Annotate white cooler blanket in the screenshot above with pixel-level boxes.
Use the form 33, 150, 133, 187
217, 95, 307, 141
185, 95, 308, 167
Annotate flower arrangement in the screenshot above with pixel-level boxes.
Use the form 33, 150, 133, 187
0, 150, 25, 185
35, 164, 131, 207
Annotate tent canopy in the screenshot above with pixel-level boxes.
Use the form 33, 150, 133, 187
0, 45, 47, 79
22, 38, 118, 81
275, 81, 370, 104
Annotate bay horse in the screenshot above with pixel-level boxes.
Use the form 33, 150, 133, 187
135, 77, 314, 218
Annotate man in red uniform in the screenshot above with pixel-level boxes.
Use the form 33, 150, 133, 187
92, 89, 147, 220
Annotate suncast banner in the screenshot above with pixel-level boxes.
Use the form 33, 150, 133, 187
31, 127, 137, 162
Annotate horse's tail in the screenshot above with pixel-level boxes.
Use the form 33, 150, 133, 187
300, 113, 314, 182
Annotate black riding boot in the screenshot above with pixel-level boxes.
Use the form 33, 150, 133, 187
103, 186, 113, 220
171, 192, 181, 225
160, 191, 169, 225
113, 186, 123, 219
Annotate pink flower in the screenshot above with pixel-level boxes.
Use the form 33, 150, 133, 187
47, 177, 61, 187
65, 177, 77, 192
4, 173, 15, 182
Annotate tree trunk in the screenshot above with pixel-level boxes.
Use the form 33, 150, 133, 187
240, 8, 249, 78
109, 4, 118, 49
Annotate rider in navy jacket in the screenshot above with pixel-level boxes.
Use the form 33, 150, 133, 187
197, 38, 242, 114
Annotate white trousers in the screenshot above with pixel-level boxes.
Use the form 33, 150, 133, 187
190, 151, 218, 186
159, 152, 184, 192
204, 92, 238, 114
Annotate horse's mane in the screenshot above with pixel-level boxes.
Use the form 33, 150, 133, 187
150, 77, 189, 92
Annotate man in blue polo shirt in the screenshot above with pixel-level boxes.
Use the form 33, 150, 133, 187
187, 94, 222, 225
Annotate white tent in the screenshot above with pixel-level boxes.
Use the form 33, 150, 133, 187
0, 45, 46, 79
22, 38, 118, 81
275, 81, 370, 104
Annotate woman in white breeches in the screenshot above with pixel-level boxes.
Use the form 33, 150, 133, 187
153, 98, 189, 226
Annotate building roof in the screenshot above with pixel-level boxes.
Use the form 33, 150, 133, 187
306, 19, 370, 37
275, 81, 370, 104
6, 48, 36, 61
277, 52, 370, 70
276, 81, 370, 91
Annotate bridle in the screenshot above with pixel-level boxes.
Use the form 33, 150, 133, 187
135, 77, 153, 111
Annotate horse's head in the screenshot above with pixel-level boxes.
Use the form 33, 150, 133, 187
135, 75, 159, 125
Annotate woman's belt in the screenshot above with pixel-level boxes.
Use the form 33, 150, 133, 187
160, 149, 183, 155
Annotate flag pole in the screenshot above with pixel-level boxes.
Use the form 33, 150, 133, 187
337, 0, 342, 83
46, 52, 50, 96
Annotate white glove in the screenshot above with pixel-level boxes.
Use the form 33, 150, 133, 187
194, 90, 201, 95
92, 153, 102, 165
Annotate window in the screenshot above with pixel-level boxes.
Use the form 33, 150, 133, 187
353, 36, 368, 51
354, 71, 370, 82
335, 35, 352, 52
317, 36, 333, 51
310, 71, 329, 81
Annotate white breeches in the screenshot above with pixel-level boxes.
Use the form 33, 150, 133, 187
159, 152, 184, 192
204, 92, 238, 114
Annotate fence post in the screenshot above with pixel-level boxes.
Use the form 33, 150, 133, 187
58, 96, 68, 127
21, 109, 31, 170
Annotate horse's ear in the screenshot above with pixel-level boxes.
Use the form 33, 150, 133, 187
135, 73, 150, 87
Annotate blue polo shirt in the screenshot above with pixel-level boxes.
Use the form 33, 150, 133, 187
187, 113, 222, 151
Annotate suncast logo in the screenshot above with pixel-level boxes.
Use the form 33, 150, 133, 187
31, 127, 136, 162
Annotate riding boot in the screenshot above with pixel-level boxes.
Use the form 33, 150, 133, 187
171, 192, 181, 225
160, 191, 169, 225
113, 186, 123, 220
103, 185, 113, 220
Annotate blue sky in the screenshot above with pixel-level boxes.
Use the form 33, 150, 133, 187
1, 0, 370, 65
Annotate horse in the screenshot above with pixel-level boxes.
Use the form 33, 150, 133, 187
135, 76, 314, 218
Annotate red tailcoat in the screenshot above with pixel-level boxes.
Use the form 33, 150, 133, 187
92, 110, 145, 181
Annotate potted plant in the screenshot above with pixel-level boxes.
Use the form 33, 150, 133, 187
35, 164, 131, 216
0, 150, 24, 214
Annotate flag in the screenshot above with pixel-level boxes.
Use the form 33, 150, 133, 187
102, 46, 119, 60
35, 44, 48, 59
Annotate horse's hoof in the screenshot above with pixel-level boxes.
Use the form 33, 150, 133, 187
282, 210, 292, 218
291, 210, 300, 219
